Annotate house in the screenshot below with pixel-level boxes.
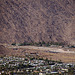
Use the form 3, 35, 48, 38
45, 69, 51, 74
39, 72, 46, 75
61, 68, 68, 72
51, 71, 58, 74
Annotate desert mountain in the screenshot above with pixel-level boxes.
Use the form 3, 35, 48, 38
0, 0, 75, 45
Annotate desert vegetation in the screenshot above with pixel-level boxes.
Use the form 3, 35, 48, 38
12, 41, 66, 47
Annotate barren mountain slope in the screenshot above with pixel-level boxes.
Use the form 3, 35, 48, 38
0, 45, 10, 55
0, 0, 75, 44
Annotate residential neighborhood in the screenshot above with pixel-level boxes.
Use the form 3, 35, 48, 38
0, 54, 75, 75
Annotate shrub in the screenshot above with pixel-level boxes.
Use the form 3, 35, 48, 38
11, 43, 16, 46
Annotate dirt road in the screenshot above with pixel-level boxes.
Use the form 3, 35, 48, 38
8, 46, 75, 53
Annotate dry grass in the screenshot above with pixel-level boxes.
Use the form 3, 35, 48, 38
5, 45, 75, 63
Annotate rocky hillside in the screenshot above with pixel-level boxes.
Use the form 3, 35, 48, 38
0, 45, 10, 55
0, 0, 75, 45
